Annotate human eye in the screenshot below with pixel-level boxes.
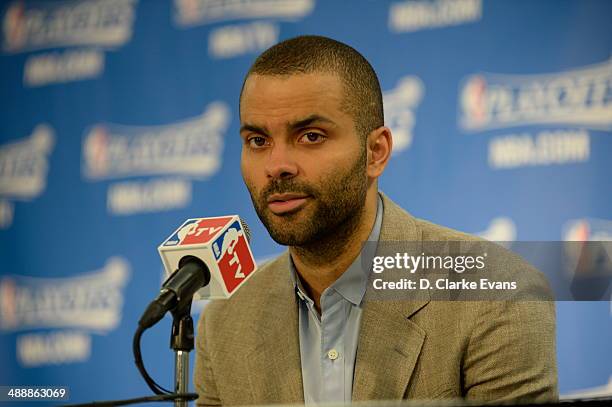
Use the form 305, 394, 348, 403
298, 132, 326, 144
246, 135, 270, 149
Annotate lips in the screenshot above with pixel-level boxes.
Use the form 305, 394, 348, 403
266, 193, 310, 215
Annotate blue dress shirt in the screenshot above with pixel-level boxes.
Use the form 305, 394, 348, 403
289, 196, 383, 404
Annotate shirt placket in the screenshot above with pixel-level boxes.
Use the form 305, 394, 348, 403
319, 289, 347, 403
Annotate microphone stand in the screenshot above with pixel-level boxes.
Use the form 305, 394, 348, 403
170, 300, 195, 407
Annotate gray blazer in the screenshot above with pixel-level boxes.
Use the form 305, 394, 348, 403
194, 194, 558, 405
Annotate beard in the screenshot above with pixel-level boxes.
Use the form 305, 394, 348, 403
245, 149, 368, 247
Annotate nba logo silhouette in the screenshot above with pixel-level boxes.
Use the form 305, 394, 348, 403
163, 219, 200, 246
213, 221, 256, 294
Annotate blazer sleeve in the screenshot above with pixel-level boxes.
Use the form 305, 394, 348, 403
194, 306, 222, 406
462, 298, 559, 403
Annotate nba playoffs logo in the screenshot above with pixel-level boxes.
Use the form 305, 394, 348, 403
174, 0, 314, 27
0, 257, 131, 367
383, 75, 424, 154
212, 221, 255, 293
0, 257, 131, 332
2, 0, 137, 53
0, 124, 55, 229
82, 102, 230, 180
0, 124, 54, 199
459, 57, 612, 132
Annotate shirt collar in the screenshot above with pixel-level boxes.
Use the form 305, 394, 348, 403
289, 194, 384, 307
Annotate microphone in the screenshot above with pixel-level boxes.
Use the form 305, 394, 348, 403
138, 216, 256, 329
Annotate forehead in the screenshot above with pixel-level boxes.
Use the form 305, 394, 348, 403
240, 73, 348, 125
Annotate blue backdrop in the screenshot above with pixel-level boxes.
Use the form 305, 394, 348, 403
1, 0, 610, 404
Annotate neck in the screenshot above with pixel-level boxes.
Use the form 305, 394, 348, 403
290, 190, 378, 312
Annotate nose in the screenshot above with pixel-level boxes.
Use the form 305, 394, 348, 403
265, 143, 298, 180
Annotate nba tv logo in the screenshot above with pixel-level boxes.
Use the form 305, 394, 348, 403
212, 220, 255, 293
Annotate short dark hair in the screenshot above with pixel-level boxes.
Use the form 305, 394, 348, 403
241, 35, 384, 139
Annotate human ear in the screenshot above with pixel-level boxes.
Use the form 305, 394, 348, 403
366, 126, 392, 178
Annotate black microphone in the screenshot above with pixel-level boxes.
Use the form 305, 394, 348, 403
134, 216, 254, 397
138, 217, 253, 329
138, 255, 210, 329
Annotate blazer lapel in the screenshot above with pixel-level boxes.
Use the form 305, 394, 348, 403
246, 254, 304, 404
352, 298, 428, 401
352, 193, 431, 401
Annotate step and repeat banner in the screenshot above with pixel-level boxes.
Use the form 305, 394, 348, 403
1, 0, 611, 404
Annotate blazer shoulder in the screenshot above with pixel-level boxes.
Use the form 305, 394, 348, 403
415, 217, 483, 242
381, 192, 482, 242
414, 217, 549, 290
199, 252, 290, 329
381, 193, 551, 298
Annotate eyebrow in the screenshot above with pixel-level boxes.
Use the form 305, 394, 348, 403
239, 114, 337, 136
239, 123, 268, 136
287, 114, 337, 132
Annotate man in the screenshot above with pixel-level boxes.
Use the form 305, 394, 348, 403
194, 35, 558, 405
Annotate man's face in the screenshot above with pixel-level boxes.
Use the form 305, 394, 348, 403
239, 73, 369, 246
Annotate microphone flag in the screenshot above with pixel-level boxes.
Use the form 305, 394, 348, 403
158, 216, 257, 299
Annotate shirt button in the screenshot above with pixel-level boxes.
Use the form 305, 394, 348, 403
327, 349, 339, 360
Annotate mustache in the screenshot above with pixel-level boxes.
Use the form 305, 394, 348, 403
261, 179, 317, 200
